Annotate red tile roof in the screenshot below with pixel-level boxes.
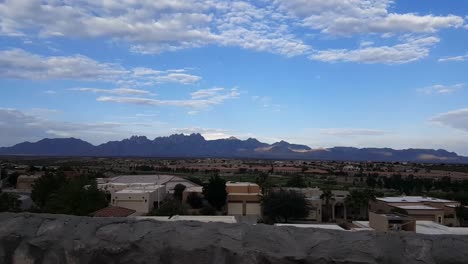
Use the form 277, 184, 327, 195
93, 206, 136, 217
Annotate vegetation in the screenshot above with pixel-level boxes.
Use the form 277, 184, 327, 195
262, 189, 310, 223
0, 191, 21, 212
320, 189, 335, 222
148, 199, 188, 216
6, 172, 20, 187
199, 205, 216, 215
255, 172, 271, 196
456, 205, 468, 226
31, 173, 108, 216
285, 176, 308, 188
173, 184, 186, 201
186, 192, 203, 209
345, 189, 379, 220
203, 174, 227, 210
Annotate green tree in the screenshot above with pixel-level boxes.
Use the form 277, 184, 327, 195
186, 176, 204, 186
0, 191, 21, 212
320, 189, 335, 222
345, 189, 378, 220
43, 178, 108, 216
6, 171, 20, 187
186, 192, 203, 209
173, 184, 186, 201
148, 199, 188, 216
31, 173, 65, 208
262, 189, 310, 223
455, 205, 468, 226
203, 175, 227, 210
285, 176, 307, 188
1, 168, 7, 179
256, 172, 271, 196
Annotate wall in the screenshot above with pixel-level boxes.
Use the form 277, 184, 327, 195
2, 213, 467, 264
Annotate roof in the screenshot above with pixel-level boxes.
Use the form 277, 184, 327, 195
170, 215, 237, 223
396, 205, 441, 210
184, 186, 203, 192
353, 221, 468, 235
275, 224, 345, 231
115, 189, 155, 194
377, 196, 456, 203
226, 182, 259, 187
93, 206, 136, 217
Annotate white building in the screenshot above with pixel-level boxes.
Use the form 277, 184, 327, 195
110, 185, 166, 214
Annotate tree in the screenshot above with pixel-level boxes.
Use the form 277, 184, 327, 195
31, 173, 65, 208
200, 205, 216, 215
148, 199, 188, 216
285, 176, 307, 188
320, 189, 335, 222
0, 168, 7, 180
256, 172, 271, 196
0, 191, 21, 212
345, 189, 378, 220
186, 192, 203, 209
262, 189, 310, 223
42, 178, 108, 216
186, 176, 204, 186
173, 184, 186, 201
456, 205, 468, 227
203, 175, 227, 210
6, 172, 20, 187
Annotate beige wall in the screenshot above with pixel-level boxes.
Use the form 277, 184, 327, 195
226, 183, 260, 194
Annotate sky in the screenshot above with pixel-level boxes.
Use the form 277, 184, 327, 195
1, 0, 468, 154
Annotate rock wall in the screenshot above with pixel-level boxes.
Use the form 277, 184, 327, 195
0, 213, 467, 264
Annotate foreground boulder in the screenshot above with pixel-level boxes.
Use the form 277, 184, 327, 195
0, 213, 467, 264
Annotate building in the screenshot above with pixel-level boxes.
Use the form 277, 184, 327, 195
275, 223, 345, 231
182, 186, 203, 202
279, 188, 350, 222
16, 175, 41, 190
354, 219, 468, 235
226, 182, 262, 217
369, 196, 460, 226
368, 212, 416, 232
110, 185, 166, 214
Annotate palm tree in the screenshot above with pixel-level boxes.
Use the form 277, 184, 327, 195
345, 189, 378, 220
320, 189, 335, 222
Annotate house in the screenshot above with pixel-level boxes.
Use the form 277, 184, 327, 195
279, 188, 350, 222
16, 175, 41, 190
368, 212, 416, 232
226, 182, 262, 217
110, 185, 166, 214
369, 196, 460, 226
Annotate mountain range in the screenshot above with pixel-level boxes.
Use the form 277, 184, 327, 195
1, 134, 467, 163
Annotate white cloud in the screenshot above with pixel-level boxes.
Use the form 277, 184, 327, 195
0, 49, 127, 81
0, 0, 310, 57
44, 90, 57, 95
310, 36, 439, 64
276, 0, 464, 35
418, 83, 465, 95
70, 88, 155, 96
0, 108, 166, 146
97, 88, 240, 110
172, 127, 232, 140
430, 108, 468, 132
438, 54, 468, 62
0, 49, 201, 85
320, 128, 387, 136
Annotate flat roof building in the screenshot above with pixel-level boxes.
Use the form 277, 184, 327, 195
226, 182, 262, 218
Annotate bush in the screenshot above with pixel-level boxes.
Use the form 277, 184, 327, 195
149, 199, 188, 216
262, 189, 310, 223
186, 192, 203, 209
200, 205, 216, 215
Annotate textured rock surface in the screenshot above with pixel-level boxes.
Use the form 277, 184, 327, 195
0, 213, 468, 264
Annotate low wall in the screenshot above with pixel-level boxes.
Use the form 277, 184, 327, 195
0, 213, 467, 264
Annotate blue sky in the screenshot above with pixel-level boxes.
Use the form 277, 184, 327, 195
1, 0, 468, 154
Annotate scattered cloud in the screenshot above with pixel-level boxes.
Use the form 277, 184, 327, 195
438, 54, 468, 62
0, 108, 166, 146
172, 127, 232, 140
310, 36, 439, 64
418, 83, 465, 95
320, 128, 388, 136
69, 88, 155, 96
0, 49, 201, 85
276, 0, 464, 35
97, 88, 240, 110
251, 96, 282, 112
44, 90, 57, 95
430, 108, 468, 132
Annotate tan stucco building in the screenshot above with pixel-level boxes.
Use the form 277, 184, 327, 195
226, 182, 262, 217
369, 196, 460, 226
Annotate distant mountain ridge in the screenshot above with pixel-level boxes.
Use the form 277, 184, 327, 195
1, 134, 467, 163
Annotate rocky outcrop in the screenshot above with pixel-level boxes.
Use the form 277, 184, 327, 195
0, 213, 467, 264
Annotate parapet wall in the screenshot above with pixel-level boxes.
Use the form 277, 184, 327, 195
0, 213, 467, 264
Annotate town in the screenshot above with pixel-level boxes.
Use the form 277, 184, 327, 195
1, 156, 467, 235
